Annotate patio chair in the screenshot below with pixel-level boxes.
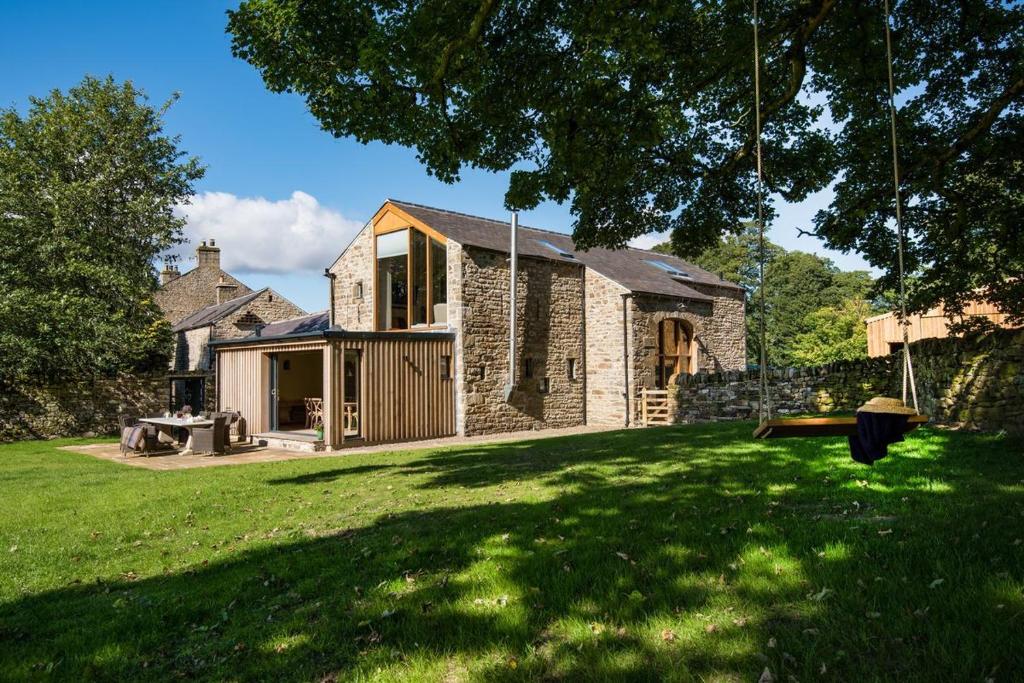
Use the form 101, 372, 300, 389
191, 416, 227, 455
211, 412, 237, 450
117, 416, 159, 455
223, 408, 248, 444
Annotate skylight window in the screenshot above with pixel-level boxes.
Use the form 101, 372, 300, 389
537, 240, 577, 259
644, 259, 691, 280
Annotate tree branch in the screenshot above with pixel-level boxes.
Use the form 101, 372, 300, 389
431, 0, 499, 92
724, 0, 839, 172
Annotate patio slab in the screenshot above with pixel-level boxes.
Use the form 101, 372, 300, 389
59, 424, 621, 470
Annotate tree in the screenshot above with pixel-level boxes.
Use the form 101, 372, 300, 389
682, 230, 873, 366
227, 0, 1024, 320
0, 76, 205, 383
790, 298, 872, 366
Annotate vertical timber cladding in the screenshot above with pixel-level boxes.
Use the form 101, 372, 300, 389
331, 335, 456, 445
216, 340, 327, 435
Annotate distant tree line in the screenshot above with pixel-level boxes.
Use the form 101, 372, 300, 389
656, 230, 885, 368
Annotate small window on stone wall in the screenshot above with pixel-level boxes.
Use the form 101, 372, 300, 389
353, 281, 364, 299
567, 358, 578, 380
478, 365, 487, 380
523, 358, 534, 379
538, 377, 550, 394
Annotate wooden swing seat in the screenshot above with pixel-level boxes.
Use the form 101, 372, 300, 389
753, 414, 929, 439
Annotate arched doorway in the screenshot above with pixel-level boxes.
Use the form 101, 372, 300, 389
655, 319, 694, 389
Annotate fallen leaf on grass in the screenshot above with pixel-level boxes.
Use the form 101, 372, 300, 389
615, 551, 630, 561
929, 578, 945, 589
808, 587, 834, 601
590, 622, 605, 635
704, 623, 719, 634
767, 637, 777, 648
661, 628, 677, 642
878, 529, 893, 536
758, 667, 775, 683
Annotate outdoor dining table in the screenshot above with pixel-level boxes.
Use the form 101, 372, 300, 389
138, 416, 214, 455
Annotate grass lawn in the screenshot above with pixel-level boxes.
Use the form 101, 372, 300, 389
1, 424, 1023, 681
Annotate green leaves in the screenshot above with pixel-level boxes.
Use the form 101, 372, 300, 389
228, 0, 1023, 319
0, 76, 204, 383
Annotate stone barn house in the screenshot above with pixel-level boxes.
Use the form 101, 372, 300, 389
154, 240, 305, 412
211, 200, 745, 450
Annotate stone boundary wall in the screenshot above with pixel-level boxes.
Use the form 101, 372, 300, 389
1, 372, 166, 442
672, 328, 1024, 434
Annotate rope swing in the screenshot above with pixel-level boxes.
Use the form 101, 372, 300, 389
751, 0, 927, 440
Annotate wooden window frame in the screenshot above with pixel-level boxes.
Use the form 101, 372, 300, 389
372, 220, 448, 332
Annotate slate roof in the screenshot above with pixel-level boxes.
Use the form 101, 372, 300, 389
254, 310, 331, 337
172, 289, 266, 332
389, 200, 741, 301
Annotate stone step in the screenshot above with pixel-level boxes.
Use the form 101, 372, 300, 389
253, 432, 325, 453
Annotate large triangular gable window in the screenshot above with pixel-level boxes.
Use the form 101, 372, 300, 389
375, 226, 447, 330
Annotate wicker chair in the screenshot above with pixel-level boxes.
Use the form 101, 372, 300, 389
191, 416, 227, 455
118, 416, 159, 455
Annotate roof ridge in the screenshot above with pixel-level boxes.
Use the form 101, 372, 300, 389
389, 198, 697, 259
387, 198, 574, 239
387, 198, 740, 291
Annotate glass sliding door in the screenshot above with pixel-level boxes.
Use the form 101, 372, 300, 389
343, 350, 360, 437
376, 229, 409, 330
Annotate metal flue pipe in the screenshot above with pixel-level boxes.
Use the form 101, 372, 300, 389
504, 211, 519, 402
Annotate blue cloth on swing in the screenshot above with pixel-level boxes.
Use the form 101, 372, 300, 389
848, 412, 909, 465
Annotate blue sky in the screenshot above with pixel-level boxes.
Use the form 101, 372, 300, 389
1, 0, 872, 313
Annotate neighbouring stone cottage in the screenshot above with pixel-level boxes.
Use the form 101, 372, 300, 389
154, 240, 306, 412
210, 199, 747, 450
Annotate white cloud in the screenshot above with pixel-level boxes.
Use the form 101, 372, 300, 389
172, 191, 364, 274
628, 231, 670, 251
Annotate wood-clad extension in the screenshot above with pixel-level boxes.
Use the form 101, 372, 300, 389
215, 332, 455, 449
865, 298, 1017, 357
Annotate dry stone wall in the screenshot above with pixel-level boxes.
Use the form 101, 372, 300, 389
1, 373, 166, 442
459, 247, 586, 435
673, 328, 1024, 434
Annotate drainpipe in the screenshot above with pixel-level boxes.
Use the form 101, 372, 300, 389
324, 268, 336, 327
503, 212, 519, 402
621, 292, 632, 427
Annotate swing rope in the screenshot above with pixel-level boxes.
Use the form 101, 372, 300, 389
752, 0, 921, 423
752, 0, 771, 423
882, 0, 919, 413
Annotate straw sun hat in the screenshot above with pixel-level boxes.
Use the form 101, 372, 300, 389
856, 396, 918, 416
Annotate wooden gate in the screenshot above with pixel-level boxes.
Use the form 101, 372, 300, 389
640, 388, 671, 426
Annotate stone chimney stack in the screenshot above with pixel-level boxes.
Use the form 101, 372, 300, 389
215, 275, 238, 304
196, 238, 221, 270
160, 263, 180, 286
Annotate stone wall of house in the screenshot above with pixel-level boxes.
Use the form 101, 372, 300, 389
671, 328, 1024, 434
628, 286, 746, 422
584, 269, 630, 426
447, 241, 467, 433
330, 224, 375, 331
458, 247, 586, 435
0, 373, 167, 442
155, 243, 253, 325
172, 327, 214, 373
213, 290, 306, 341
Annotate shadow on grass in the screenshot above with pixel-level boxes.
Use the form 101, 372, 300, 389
2, 423, 1022, 680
